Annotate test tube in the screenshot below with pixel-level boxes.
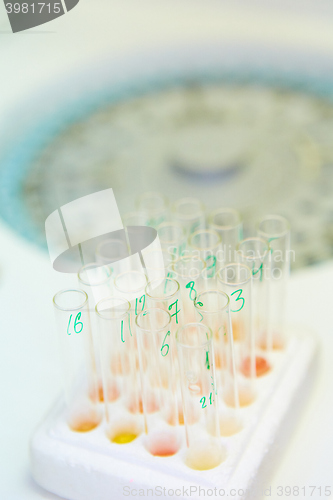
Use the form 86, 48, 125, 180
171, 255, 206, 323
122, 211, 150, 227
237, 237, 272, 376
95, 237, 131, 277
176, 323, 226, 470
193, 291, 242, 436
78, 263, 113, 401
171, 197, 206, 236
113, 270, 148, 316
217, 264, 256, 407
143, 248, 176, 282
136, 308, 181, 456
157, 221, 187, 260
145, 277, 184, 332
136, 192, 169, 228
53, 289, 102, 432
96, 297, 142, 443
78, 263, 113, 307
188, 229, 222, 281
208, 208, 243, 264
257, 215, 291, 349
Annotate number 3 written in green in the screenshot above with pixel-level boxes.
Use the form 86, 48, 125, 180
67, 312, 83, 335
230, 289, 245, 312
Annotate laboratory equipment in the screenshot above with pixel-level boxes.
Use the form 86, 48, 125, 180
194, 290, 241, 436
217, 263, 256, 406
95, 296, 142, 443
142, 248, 175, 282
145, 277, 184, 332
257, 215, 291, 349
136, 192, 169, 228
237, 237, 272, 376
157, 221, 187, 259
188, 229, 222, 279
208, 208, 243, 264
113, 270, 148, 314
52, 289, 102, 432
171, 255, 206, 323
171, 198, 205, 236
136, 308, 181, 456
176, 323, 225, 470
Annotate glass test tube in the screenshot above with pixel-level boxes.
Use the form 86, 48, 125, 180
172, 255, 206, 323
171, 197, 206, 236
96, 297, 142, 444
114, 270, 148, 316
176, 323, 225, 470
208, 208, 243, 264
237, 237, 272, 376
53, 289, 102, 432
113, 270, 148, 413
145, 277, 184, 333
122, 211, 150, 227
188, 229, 222, 280
136, 308, 181, 456
257, 215, 291, 349
95, 237, 131, 277
217, 264, 256, 407
157, 221, 187, 260
143, 248, 176, 282
194, 291, 241, 436
136, 192, 169, 228
78, 263, 113, 401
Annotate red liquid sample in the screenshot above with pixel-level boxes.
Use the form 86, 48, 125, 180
241, 356, 271, 377
147, 434, 180, 457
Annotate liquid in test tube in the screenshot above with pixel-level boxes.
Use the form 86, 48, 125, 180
53, 289, 102, 433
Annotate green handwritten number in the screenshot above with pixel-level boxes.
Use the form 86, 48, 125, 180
200, 393, 214, 409
197, 301, 204, 322
67, 314, 73, 335
135, 294, 145, 315
231, 289, 245, 312
252, 261, 263, 281
67, 313, 83, 335
168, 299, 180, 324
121, 320, 125, 343
74, 312, 83, 333
128, 314, 132, 337
205, 351, 210, 370
205, 255, 216, 279
186, 281, 197, 301
161, 330, 171, 357
200, 396, 207, 409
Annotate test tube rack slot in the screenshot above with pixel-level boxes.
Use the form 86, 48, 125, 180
30, 329, 317, 500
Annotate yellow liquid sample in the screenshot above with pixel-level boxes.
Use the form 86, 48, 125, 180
185, 444, 225, 471
219, 416, 243, 437
111, 432, 138, 444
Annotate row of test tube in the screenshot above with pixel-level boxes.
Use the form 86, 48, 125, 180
52, 193, 291, 471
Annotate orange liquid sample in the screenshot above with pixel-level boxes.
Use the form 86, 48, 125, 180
69, 414, 101, 433
147, 434, 180, 457
111, 432, 138, 444
97, 383, 119, 403
128, 396, 159, 414
241, 355, 271, 377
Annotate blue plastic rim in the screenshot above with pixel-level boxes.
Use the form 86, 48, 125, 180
1, 65, 333, 250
